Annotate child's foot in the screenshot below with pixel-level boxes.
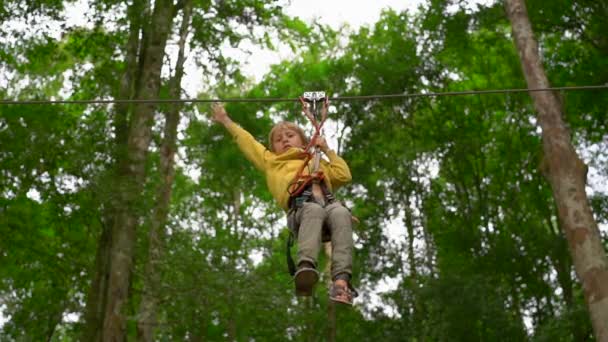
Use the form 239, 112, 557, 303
294, 263, 319, 296
329, 279, 354, 305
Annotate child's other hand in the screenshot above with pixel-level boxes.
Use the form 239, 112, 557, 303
211, 102, 231, 125
314, 136, 330, 153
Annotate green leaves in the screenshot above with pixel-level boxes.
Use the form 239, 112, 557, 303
1, 0, 606, 340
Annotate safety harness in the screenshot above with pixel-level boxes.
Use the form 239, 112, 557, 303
287, 93, 329, 200
286, 91, 335, 276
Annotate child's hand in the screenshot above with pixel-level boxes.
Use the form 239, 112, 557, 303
211, 102, 232, 125
314, 135, 330, 153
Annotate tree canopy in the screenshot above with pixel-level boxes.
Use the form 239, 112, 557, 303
1, 0, 607, 340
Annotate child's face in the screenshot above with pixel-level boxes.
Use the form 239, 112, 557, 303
272, 128, 304, 154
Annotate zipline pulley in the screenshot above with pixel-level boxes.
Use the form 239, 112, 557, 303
300, 91, 328, 170
302, 90, 326, 108
299, 91, 329, 205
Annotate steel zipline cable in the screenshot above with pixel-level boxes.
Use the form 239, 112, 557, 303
0, 84, 607, 105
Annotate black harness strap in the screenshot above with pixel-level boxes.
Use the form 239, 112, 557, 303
287, 228, 296, 276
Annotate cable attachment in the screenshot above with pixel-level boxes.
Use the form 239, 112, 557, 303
301, 91, 326, 121
300, 91, 328, 132
302, 91, 326, 103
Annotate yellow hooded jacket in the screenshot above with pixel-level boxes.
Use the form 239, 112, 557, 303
226, 122, 352, 211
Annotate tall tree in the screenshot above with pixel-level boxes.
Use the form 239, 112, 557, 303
81, 1, 149, 339
83, 0, 178, 339
505, 0, 608, 340
3, 0, 607, 340
135, 0, 193, 340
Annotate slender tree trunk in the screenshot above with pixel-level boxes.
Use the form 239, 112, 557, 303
115, 0, 145, 148
100, 0, 176, 340
82, 2, 144, 340
547, 212, 586, 341
194, 300, 210, 342
136, 1, 192, 340
404, 199, 417, 280
82, 219, 112, 342
505, 1, 608, 340
227, 189, 242, 341
324, 242, 336, 342
404, 195, 425, 339
45, 295, 65, 342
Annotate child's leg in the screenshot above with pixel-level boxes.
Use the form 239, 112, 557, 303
325, 202, 353, 281
295, 201, 327, 267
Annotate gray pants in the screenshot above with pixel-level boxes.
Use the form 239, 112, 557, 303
288, 201, 353, 280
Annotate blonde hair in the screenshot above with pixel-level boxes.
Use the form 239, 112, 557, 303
268, 121, 308, 152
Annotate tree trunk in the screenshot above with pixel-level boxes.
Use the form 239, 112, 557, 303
226, 189, 242, 341
404, 200, 417, 280
81, 2, 145, 340
101, 0, 176, 340
505, 1, 608, 340
324, 242, 336, 342
82, 219, 112, 342
114, 0, 145, 148
136, 1, 192, 340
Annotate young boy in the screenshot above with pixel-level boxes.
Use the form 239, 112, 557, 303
210, 102, 356, 305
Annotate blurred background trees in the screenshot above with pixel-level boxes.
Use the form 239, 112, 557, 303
1, 0, 606, 340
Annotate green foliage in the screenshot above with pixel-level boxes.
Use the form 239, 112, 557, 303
1, 0, 607, 340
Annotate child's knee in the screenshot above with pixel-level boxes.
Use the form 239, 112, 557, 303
329, 205, 351, 220
301, 202, 327, 218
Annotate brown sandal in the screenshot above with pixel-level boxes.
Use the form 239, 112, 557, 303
329, 282, 354, 305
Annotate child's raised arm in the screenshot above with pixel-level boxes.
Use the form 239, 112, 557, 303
211, 102, 233, 127
209, 102, 268, 172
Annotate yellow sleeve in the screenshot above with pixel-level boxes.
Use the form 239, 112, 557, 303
322, 150, 352, 190
225, 122, 268, 172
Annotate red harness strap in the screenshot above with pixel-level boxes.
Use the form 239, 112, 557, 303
287, 97, 328, 197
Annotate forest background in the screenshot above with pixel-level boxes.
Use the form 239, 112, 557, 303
1, 0, 607, 340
